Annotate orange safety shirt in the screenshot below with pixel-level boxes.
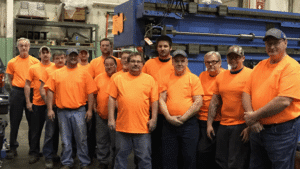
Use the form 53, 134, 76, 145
88, 56, 122, 78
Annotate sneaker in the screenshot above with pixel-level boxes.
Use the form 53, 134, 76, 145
6, 149, 17, 159
29, 155, 39, 164
45, 159, 54, 169
60, 165, 71, 169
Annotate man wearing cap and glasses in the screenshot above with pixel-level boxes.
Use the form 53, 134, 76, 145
197, 51, 224, 169
6, 37, 40, 159
242, 28, 300, 169
24, 46, 55, 164
207, 45, 252, 169
45, 48, 97, 169
159, 49, 203, 169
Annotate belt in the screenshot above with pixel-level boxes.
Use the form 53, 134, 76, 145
59, 106, 85, 111
263, 116, 299, 129
12, 86, 24, 91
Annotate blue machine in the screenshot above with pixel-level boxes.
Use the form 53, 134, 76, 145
113, 0, 300, 76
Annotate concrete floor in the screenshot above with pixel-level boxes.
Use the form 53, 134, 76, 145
2, 113, 135, 169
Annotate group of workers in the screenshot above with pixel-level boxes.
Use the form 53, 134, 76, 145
4, 27, 300, 169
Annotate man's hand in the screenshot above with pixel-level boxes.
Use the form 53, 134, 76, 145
166, 115, 183, 126
108, 119, 116, 131
147, 118, 157, 132
85, 110, 93, 122
240, 127, 250, 143
207, 124, 215, 140
26, 102, 33, 112
93, 103, 97, 113
250, 121, 264, 133
244, 111, 258, 126
47, 109, 55, 121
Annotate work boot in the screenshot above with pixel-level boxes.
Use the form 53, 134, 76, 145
6, 149, 17, 159
45, 159, 54, 169
29, 155, 39, 164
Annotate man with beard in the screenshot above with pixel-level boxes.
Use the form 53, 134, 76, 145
94, 57, 117, 169
108, 52, 158, 169
6, 37, 40, 159
45, 48, 97, 169
243, 28, 300, 169
88, 38, 122, 78
197, 51, 224, 169
40, 51, 66, 169
207, 46, 252, 169
25, 46, 54, 164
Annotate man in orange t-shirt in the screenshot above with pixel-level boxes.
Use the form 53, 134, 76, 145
107, 52, 158, 169
243, 28, 300, 169
24, 46, 54, 164
197, 51, 224, 169
88, 38, 122, 78
207, 46, 252, 169
94, 56, 117, 169
159, 49, 203, 169
39, 51, 66, 168
5, 38, 40, 159
45, 48, 97, 168
78, 49, 90, 71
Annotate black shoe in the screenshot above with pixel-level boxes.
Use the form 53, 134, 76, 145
99, 164, 108, 169
29, 155, 39, 164
6, 149, 17, 159
52, 154, 61, 162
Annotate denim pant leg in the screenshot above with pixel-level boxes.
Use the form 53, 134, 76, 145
249, 132, 271, 169
58, 110, 74, 167
161, 119, 179, 169
95, 114, 111, 165
132, 134, 151, 169
43, 108, 59, 160
114, 132, 133, 169
71, 107, 90, 167
180, 117, 199, 169
151, 114, 164, 169
29, 105, 47, 156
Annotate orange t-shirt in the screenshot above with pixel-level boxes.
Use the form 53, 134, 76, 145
78, 63, 90, 72
6, 55, 40, 88
88, 56, 122, 78
108, 72, 158, 134
45, 66, 97, 109
95, 72, 112, 119
212, 67, 252, 126
198, 68, 225, 121
27, 62, 54, 105
244, 55, 300, 125
160, 72, 204, 116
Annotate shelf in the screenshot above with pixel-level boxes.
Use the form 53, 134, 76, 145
30, 45, 96, 51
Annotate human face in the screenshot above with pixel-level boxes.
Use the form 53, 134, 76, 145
67, 53, 78, 67
53, 55, 66, 68
157, 41, 172, 59
172, 55, 188, 76
39, 49, 51, 63
100, 40, 111, 55
17, 40, 30, 57
128, 55, 143, 76
265, 37, 287, 58
121, 53, 130, 71
79, 50, 89, 62
204, 54, 221, 76
227, 53, 245, 71
104, 58, 117, 77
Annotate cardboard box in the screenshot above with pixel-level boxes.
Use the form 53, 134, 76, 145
63, 8, 86, 21
18, 1, 46, 18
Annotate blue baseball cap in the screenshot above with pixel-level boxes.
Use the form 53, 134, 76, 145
66, 48, 79, 55
173, 49, 188, 57
263, 28, 286, 41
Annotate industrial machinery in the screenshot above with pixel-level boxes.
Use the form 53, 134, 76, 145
113, 0, 300, 75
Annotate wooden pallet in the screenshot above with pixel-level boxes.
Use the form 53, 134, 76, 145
17, 15, 49, 20
63, 19, 86, 23
61, 42, 94, 47
30, 40, 49, 45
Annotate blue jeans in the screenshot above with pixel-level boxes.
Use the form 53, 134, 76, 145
162, 117, 199, 169
57, 106, 90, 167
114, 132, 151, 169
43, 107, 59, 160
249, 117, 300, 169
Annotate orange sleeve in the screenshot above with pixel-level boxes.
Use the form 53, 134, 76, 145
211, 78, 219, 95
191, 74, 204, 96
26, 66, 34, 82
94, 75, 100, 91
88, 61, 95, 78
6, 60, 14, 75
243, 72, 253, 95
45, 73, 56, 92
85, 73, 97, 95
40, 70, 48, 83
116, 58, 122, 72
278, 67, 300, 100
158, 76, 167, 94
142, 62, 148, 73
151, 80, 158, 103
108, 77, 118, 98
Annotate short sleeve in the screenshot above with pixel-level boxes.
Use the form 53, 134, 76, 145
107, 77, 118, 99
6, 60, 14, 75
40, 70, 49, 83
150, 79, 158, 103
116, 58, 123, 72
87, 61, 95, 78
211, 78, 219, 95
278, 66, 300, 100
243, 72, 253, 95
191, 74, 204, 96
45, 73, 56, 92
86, 73, 97, 95
26, 66, 34, 82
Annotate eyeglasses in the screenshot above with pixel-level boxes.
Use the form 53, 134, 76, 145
104, 64, 116, 68
204, 60, 220, 65
129, 60, 143, 64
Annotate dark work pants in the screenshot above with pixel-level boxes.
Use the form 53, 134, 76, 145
197, 120, 220, 169
29, 104, 47, 156
162, 117, 199, 169
151, 113, 164, 169
216, 123, 250, 169
9, 87, 32, 150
